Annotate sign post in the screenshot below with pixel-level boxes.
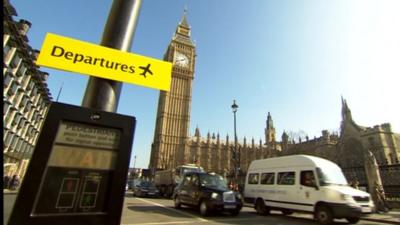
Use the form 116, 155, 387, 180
82, 0, 142, 112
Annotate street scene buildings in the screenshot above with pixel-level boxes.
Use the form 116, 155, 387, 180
148, 11, 400, 207
3, 0, 400, 211
3, 1, 52, 183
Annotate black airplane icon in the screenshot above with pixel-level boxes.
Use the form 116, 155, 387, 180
139, 63, 153, 78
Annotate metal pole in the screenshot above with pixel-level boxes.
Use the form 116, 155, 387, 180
133, 155, 137, 168
133, 155, 137, 180
234, 110, 238, 184
82, 0, 142, 112
56, 82, 63, 102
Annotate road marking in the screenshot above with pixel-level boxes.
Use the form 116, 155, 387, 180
122, 221, 200, 225
133, 197, 208, 222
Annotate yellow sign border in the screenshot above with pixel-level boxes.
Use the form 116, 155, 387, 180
37, 33, 172, 91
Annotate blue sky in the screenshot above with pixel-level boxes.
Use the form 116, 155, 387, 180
12, 0, 400, 168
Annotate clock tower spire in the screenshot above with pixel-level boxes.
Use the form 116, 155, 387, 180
150, 9, 196, 170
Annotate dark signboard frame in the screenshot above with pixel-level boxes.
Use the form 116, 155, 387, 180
8, 102, 136, 225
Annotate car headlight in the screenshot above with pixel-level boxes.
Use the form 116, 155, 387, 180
341, 194, 353, 201
211, 192, 219, 199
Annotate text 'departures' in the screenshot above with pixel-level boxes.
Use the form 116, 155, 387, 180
37, 33, 172, 91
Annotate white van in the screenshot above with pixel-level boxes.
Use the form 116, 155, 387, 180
244, 155, 374, 224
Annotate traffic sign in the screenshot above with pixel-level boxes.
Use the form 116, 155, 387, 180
36, 33, 172, 91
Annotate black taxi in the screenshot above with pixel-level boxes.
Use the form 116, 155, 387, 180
173, 171, 243, 216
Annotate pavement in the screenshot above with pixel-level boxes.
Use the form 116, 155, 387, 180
360, 210, 400, 225
3, 189, 400, 224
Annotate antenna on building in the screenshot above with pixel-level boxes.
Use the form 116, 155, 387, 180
56, 82, 63, 102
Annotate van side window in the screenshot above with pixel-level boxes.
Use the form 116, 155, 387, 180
260, 173, 275, 185
277, 172, 295, 185
300, 170, 316, 187
248, 173, 259, 184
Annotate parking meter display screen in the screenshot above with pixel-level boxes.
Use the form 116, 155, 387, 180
32, 121, 121, 216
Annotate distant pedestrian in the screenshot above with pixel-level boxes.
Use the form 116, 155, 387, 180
3, 175, 11, 189
229, 182, 234, 190
10, 175, 20, 190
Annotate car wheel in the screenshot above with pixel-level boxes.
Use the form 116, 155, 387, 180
174, 196, 181, 209
281, 209, 293, 215
255, 199, 270, 215
199, 200, 210, 217
315, 205, 333, 225
346, 217, 360, 224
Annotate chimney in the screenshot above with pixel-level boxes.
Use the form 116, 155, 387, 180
18, 19, 32, 36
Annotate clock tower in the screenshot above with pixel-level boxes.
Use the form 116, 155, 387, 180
150, 11, 196, 170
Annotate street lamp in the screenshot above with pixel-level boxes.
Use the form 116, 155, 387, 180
231, 100, 239, 187
133, 155, 137, 184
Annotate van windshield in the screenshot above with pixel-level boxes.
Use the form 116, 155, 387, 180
316, 166, 348, 186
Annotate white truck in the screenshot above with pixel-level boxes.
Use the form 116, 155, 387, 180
244, 155, 374, 225
155, 164, 204, 198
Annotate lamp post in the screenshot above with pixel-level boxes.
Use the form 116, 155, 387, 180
133, 155, 137, 184
231, 100, 239, 186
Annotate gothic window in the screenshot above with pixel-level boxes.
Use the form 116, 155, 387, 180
18, 95, 28, 109
4, 101, 11, 115
27, 126, 33, 138
16, 136, 23, 151
4, 131, 14, 148
3, 44, 11, 58
12, 89, 24, 106
16, 62, 26, 77
31, 86, 37, 96
12, 113, 21, 126
4, 72, 13, 88
7, 81, 18, 96
20, 141, 27, 154
24, 101, 31, 114
10, 52, 20, 68
17, 118, 25, 130
26, 80, 34, 92
21, 75, 31, 89
4, 108, 15, 125
10, 135, 19, 150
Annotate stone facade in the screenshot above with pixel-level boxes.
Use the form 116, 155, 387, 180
183, 117, 280, 177
3, 0, 52, 179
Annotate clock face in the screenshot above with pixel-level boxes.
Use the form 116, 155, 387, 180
173, 52, 189, 68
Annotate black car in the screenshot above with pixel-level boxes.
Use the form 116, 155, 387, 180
133, 181, 160, 198
173, 172, 243, 216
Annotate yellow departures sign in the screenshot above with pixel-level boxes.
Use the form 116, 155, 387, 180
37, 33, 172, 91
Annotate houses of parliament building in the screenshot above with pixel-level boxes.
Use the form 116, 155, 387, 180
149, 11, 400, 200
